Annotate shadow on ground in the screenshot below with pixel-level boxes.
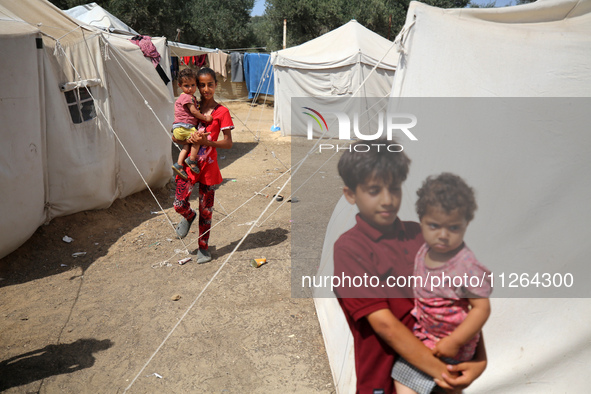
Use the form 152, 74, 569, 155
0, 185, 173, 288
212, 227, 289, 259
1, 141, 260, 288
0, 338, 113, 391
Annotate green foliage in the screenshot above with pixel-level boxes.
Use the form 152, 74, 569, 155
250, 15, 274, 50
108, 0, 186, 40
423, 0, 470, 8
263, 0, 344, 49
47, 0, 255, 49
468, 1, 499, 7
183, 0, 255, 49
48, 0, 481, 52
48, 0, 89, 10
341, 0, 401, 40
262, 0, 471, 51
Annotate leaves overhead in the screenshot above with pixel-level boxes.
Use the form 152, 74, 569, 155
184, 0, 255, 49
48, 0, 255, 49
262, 0, 470, 51
48, 0, 473, 52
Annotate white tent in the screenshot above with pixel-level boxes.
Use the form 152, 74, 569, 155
65, 2, 139, 35
64, 2, 216, 57
0, 0, 174, 259
271, 20, 399, 137
315, 0, 591, 392
391, 0, 591, 97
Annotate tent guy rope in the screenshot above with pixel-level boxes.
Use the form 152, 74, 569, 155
123, 162, 293, 393
30, 14, 397, 391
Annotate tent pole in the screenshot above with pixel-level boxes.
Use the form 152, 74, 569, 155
388, 14, 392, 40
283, 19, 287, 49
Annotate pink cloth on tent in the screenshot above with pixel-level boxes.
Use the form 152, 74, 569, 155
130, 35, 161, 67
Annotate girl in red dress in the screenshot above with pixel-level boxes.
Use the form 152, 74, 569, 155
172, 67, 234, 264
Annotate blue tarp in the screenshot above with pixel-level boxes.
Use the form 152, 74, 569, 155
243, 53, 274, 99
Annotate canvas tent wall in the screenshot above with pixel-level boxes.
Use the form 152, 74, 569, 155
391, 0, 591, 97
0, 0, 174, 260
315, 0, 591, 392
271, 20, 399, 137
0, 7, 47, 262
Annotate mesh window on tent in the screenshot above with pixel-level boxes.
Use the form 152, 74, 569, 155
64, 87, 96, 124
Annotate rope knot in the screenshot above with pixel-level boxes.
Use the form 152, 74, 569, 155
103, 41, 111, 61
53, 41, 65, 57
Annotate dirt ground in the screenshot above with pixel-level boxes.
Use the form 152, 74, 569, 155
0, 102, 339, 393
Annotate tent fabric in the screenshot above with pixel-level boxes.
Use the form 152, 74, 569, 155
391, 0, 591, 97
0, 9, 47, 261
168, 41, 215, 58
271, 19, 398, 70
65, 2, 138, 35
64, 3, 216, 57
0, 0, 174, 259
315, 1, 591, 393
271, 20, 399, 137
243, 53, 274, 99
315, 200, 359, 393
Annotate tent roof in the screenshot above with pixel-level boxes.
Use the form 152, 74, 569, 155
2, 0, 97, 47
450, 0, 591, 23
168, 41, 215, 57
65, 2, 137, 35
0, 5, 41, 35
65, 2, 215, 56
391, 0, 591, 97
271, 20, 399, 70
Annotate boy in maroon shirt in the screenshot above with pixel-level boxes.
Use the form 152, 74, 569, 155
333, 139, 486, 394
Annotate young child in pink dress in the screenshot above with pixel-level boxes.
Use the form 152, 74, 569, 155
392, 173, 492, 394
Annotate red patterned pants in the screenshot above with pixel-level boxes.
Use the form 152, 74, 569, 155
174, 179, 216, 250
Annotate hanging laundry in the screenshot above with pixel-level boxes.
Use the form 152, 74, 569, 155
207, 50, 229, 81
171, 57, 179, 80
130, 35, 170, 85
243, 53, 274, 99
230, 52, 244, 83
130, 35, 160, 66
194, 54, 208, 67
